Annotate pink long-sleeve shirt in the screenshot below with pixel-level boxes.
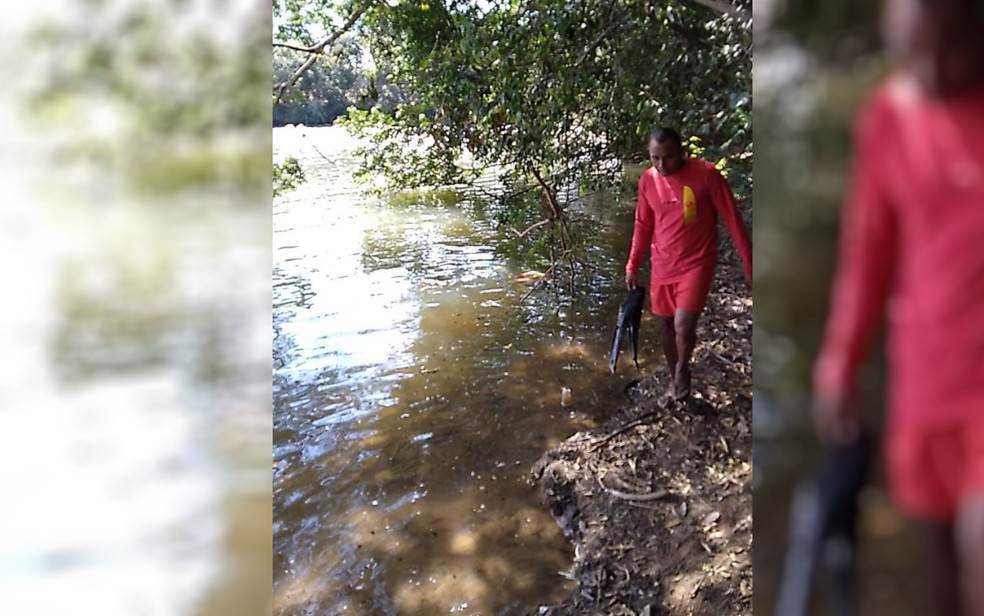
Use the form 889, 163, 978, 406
814, 78, 984, 431
625, 158, 752, 283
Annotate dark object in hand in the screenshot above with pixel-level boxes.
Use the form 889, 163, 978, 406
610, 287, 646, 374
776, 431, 873, 616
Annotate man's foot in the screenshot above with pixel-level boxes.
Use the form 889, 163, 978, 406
673, 365, 691, 402
662, 385, 677, 405
662, 366, 677, 400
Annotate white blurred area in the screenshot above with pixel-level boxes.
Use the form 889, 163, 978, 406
0, 1, 271, 615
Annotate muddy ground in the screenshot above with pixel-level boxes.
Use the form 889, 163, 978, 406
530, 256, 752, 616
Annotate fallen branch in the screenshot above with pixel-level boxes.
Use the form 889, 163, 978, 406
606, 487, 670, 502
708, 349, 736, 366
589, 410, 661, 452
518, 250, 573, 303
307, 140, 333, 162
598, 475, 671, 501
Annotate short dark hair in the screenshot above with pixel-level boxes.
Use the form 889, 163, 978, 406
649, 127, 683, 149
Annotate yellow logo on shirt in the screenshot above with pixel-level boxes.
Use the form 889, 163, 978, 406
682, 185, 697, 225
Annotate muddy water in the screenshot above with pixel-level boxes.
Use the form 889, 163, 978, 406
272, 126, 651, 614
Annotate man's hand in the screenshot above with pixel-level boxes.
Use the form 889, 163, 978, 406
625, 270, 638, 290
812, 391, 860, 445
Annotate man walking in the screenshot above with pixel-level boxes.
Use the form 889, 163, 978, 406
625, 127, 752, 401
813, 0, 984, 613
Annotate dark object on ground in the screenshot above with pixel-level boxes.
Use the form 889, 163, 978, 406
776, 431, 874, 616
623, 378, 642, 401
609, 287, 646, 374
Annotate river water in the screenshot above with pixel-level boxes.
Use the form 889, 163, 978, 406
272, 125, 651, 614
0, 42, 272, 616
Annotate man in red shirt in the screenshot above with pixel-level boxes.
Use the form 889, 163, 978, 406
813, 0, 984, 613
624, 127, 752, 402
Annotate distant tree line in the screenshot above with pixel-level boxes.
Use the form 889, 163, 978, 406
273, 37, 403, 126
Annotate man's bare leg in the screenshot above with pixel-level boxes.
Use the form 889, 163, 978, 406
957, 491, 984, 616
673, 310, 699, 400
657, 316, 678, 395
923, 521, 962, 616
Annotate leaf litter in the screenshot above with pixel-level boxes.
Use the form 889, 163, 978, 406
530, 255, 752, 616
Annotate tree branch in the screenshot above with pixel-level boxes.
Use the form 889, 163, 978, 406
273, 1, 373, 105
684, 0, 747, 20
574, 13, 624, 67
529, 167, 561, 219
272, 41, 323, 53
511, 218, 552, 239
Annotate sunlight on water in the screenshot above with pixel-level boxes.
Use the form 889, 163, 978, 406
0, 7, 271, 612
273, 125, 641, 614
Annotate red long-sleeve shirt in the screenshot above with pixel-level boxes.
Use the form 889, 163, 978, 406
625, 158, 752, 283
814, 78, 984, 431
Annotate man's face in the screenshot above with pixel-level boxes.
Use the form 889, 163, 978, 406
649, 139, 685, 176
883, 0, 984, 92
883, 0, 926, 61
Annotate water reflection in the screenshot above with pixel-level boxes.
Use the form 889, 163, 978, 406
0, 2, 272, 613
1, 196, 271, 615
272, 126, 643, 614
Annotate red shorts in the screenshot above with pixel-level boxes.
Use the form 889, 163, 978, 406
886, 415, 984, 521
649, 265, 715, 317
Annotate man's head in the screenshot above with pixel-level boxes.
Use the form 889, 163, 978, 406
648, 127, 687, 176
883, 0, 984, 94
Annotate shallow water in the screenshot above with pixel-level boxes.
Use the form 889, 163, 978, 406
0, 6, 272, 615
272, 125, 652, 614
0, 193, 272, 616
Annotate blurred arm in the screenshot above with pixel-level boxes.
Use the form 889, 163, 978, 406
813, 119, 898, 405
710, 168, 753, 283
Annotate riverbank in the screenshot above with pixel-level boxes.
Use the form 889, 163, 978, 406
531, 257, 752, 616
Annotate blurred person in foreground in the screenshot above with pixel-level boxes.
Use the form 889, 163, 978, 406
625, 127, 752, 402
812, 0, 984, 613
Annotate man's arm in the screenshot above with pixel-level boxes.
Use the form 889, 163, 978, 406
625, 172, 654, 288
709, 168, 752, 285
813, 110, 898, 441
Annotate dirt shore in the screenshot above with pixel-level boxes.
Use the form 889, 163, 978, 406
530, 259, 752, 616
